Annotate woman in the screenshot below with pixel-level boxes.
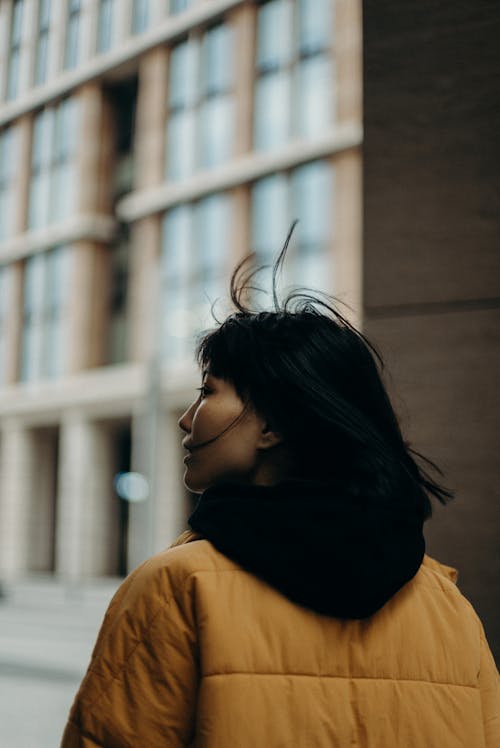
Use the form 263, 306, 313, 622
62, 228, 499, 747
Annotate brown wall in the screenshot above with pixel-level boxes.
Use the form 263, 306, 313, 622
362, 1, 500, 661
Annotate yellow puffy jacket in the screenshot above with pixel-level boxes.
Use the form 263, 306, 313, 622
62, 537, 499, 747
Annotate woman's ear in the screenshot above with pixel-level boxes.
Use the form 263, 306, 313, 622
257, 421, 284, 450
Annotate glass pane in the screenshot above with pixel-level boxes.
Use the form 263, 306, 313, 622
55, 98, 79, 159
170, 0, 190, 14
298, 0, 332, 54
291, 160, 332, 248
166, 110, 196, 181
6, 50, 20, 100
254, 71, 291, 151
162, 205, 192, 281
28, 171, 50, 229
44, 246, 71, 377
21, 254, 46, 382
296, 55, 333, 137
199, 95, 233, 169
51, 162, 75, 221
168, 41, 197, 109
252, 174, 289, 261
256, 0, 293, 71
65, 14, 80, 69
132, 0, 149, 34
39, 0, 51, 27
294, 249, 329, 289
35, 32, 49, 84
97, 0, 114, 53
11, 0, 24, 43
202, 25, 232, 96
32, 109, 53, 169
195, 193, 229, 273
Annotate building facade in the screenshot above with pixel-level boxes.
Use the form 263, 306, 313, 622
0, 0, 362, 580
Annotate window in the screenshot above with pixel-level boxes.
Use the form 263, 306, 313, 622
254, 0, 334, 151
131, 0, 149, 34
161, 193, 230, 361
20, 246, 72, 382
97, 0, 116, 53
0, 127, 18, 241
64, 0, 81, 70
251, 160, 333, 300
6, 0, 24, 100
28, 98, 79, 230
0, 266, 9, 385
169, 0, 191, 14
199, 25, 233, 169
34, 0, 51, 85
165, 23, 234, 181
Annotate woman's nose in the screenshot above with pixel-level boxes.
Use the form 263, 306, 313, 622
178, 401, 196, 432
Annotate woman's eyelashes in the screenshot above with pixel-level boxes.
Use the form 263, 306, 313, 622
196, 386, 211, 398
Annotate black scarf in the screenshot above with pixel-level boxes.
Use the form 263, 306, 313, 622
188, 477, 425, 619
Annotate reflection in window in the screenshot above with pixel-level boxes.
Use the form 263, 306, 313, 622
254, 0, 334, 151
161, 194, 230, 361
97, 0, 115, 53
20, 247, 72, 382
166, 24, 234, 181
251, 160, 333, 297
28, 99, 79, 230
131, 0, 150, 34
0, 127, 18, 241
64, 0, 81, 70
6, 0, 24, 100
35, 0, 51, 85
0, 266, 9, 385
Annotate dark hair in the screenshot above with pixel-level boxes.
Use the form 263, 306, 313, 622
194, 223, 453, 520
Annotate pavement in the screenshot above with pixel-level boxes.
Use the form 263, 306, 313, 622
0, 575, 121, 748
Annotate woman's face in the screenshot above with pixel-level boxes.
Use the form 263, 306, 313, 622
178, 369, 283, 493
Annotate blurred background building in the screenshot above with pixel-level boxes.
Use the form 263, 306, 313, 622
0, 0, 361, 581
0, 0, 498, 666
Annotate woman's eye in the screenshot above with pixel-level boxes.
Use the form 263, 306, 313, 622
196, 386, 210, 398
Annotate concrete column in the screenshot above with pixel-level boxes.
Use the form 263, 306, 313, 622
55, 412, 117, 579
66, 240, 110, 373
333, 150, 362, 327
150, 0, 165, 25
128, 407, 185, 571
115, 0, 133, 44
128, 215, 161, 363
229, 2, 256, 156
135, 46, 169, 190
332, 0, 362, 326
335, 0, 362, 124
13, 113, 32, 234
77, 81, 113, 214
0, 421, 35, 578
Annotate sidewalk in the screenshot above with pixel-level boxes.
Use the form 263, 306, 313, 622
0, 574, 121, 748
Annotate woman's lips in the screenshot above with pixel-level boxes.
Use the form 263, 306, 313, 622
183, 452, 194, 463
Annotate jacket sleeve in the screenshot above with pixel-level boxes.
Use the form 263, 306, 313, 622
478, 624, 500, 747
60, 553, 199, 747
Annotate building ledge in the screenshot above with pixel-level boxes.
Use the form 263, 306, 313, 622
0, 214, 117, 262
117, 123, 363, 221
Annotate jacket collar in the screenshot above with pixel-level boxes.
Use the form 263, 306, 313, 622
189, 477, 426, 619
